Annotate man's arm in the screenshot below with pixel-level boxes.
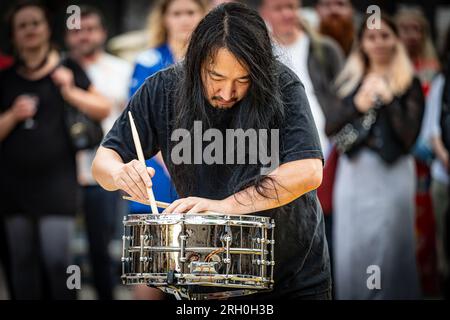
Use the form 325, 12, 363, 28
228, 158, 323, 213
92, 146, 155, 200
51, 66, 112, 121
163, 158, 323, 215
61, 85, 112, 121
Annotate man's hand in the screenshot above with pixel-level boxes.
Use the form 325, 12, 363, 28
163, 196, 236, 215
111, 159, 155, 202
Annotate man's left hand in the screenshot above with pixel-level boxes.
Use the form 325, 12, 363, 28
162, 196, 237, 215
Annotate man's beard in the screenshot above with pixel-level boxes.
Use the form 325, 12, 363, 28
319, 14, 355, 56
79, 43, 102, 58
211, 96, 238, 109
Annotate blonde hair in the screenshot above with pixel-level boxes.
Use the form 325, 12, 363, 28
146, 0, 208, 48
335, 15, 414, 98
395, 7, 438, 63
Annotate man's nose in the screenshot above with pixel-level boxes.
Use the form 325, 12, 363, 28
330, 4, 341, 15
281, 7, 295, 18
220, 82, 235, 101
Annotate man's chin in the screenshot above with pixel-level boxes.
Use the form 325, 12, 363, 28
214, 104, 234, 110
79, 46, 100, 58
210, 99, 237, 109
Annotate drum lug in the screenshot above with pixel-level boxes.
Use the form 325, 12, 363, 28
269, 219, 276, 229
220, 234, 232, 242
143, 234, 152, 241
221, 232, 232, 270
179, 234, 187, 263
252, 259, 274, 266
139, 256, 151, 262
255, 237, 273, 244
121, 257, 131, 262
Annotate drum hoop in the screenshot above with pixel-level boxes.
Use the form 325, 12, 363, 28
124, 213, 275, 228
121, 272, 273, 287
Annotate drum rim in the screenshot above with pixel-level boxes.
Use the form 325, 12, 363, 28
121, 272, 273, 288
124, 213, 272, 222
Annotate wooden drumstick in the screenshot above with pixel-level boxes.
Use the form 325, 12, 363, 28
122, 196, 221, 215
128, 111, 159, 214
123, 196, 170, 209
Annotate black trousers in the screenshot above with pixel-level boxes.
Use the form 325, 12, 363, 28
445, 184, 450, 299
0, 217, 14, 298
4, 215, 75, 300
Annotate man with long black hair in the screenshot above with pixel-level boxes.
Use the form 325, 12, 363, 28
92, 2, 331, 299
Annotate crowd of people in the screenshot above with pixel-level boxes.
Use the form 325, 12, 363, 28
0, 0, 449, 300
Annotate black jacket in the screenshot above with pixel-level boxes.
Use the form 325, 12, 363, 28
306, 34, 345, 121
326, 78, 425, 164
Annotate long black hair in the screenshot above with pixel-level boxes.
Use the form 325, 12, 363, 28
171, 2, 285, 199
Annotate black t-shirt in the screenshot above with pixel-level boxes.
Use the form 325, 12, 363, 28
102, 63, 331, 297
0, 57, 91, 216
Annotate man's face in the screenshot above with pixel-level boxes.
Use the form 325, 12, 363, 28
202, 48, 251, 110
66, 14, 106, 57
316, 0, 354, 55
260, 0, 300, 37
316, 0, 353, 21
397, 18, 424, 57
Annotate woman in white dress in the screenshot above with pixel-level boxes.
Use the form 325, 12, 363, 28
326, 14, 424, 299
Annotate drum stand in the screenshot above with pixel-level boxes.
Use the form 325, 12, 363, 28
152, 283, 262, 300
158, 285, 192, 300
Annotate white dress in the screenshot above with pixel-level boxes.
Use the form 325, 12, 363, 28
333, 148, 421, 299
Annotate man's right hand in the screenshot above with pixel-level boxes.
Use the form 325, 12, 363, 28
111, 159, 156, 202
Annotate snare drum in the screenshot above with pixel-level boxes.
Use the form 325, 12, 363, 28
121, 213, 275, 300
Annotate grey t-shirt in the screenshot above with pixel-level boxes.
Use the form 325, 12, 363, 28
102, 62, 331, 298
